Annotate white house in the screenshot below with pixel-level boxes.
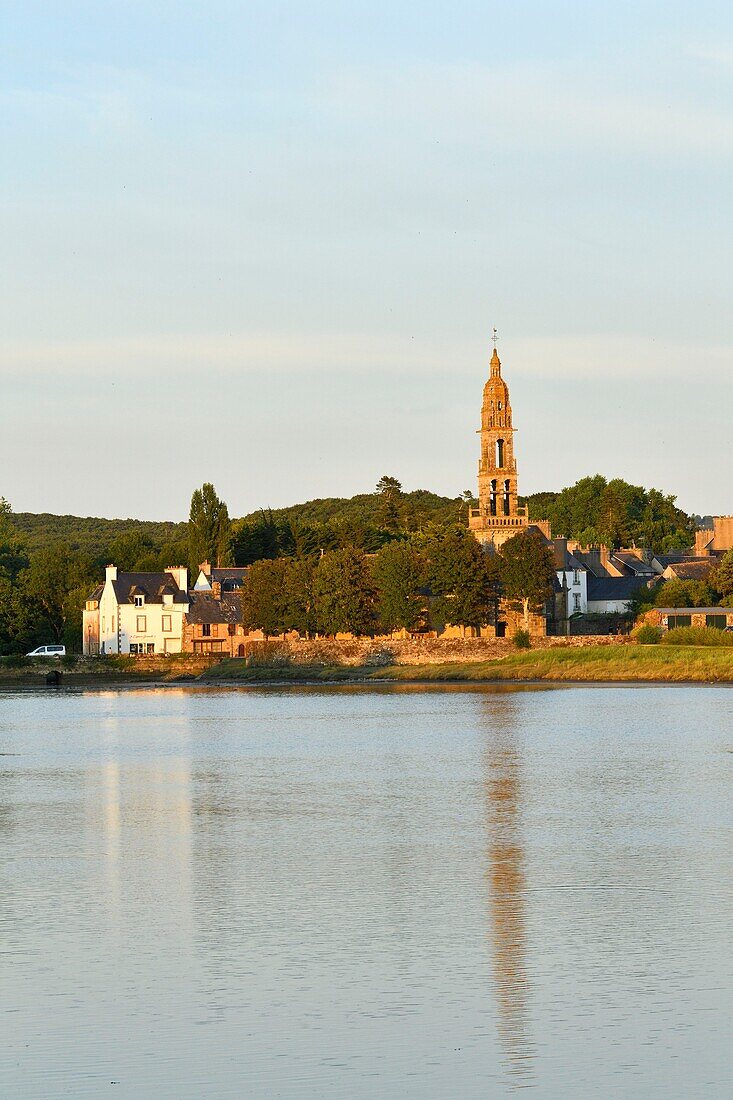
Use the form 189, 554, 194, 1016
83, 565, 189, 655
553, 539, 589, 616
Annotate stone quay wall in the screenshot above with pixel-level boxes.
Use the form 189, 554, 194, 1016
239, 634, 630, 668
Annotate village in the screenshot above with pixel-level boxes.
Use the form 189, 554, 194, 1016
80, 344, 733, 660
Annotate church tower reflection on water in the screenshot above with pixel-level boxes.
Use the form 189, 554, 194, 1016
468, 341, 550, 550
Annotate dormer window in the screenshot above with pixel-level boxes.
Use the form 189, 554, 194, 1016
134, 595, 145, 607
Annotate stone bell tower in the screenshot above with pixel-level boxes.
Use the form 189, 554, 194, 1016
469, 342, 531, 550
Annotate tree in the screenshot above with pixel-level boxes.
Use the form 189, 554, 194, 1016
523, 476, 694, 552
497, 530, 556, 629
283, 557, 319, 636
711, 550, 733, 605
314, 548, 377, 636
652, 578, 716, 609
189, 483, 232, 569
372, 541, 426, 632
240, 558, 289, 638
376, 475, 403, 533
17, 544, 92, 643
424, 526, 499, 632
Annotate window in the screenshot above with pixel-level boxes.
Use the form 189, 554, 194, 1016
573, 569, 580, 586
111, 616, 115, 632
212, 624, 219, 637
146, 643, 155, 654
102, 616, 105, 632
706, 615, 727, 630
202, 623, 211, 637
162, 615, 172, 632
495, 438, 505, 467
130, 643, 139, 655
573, 593, 581, 612
667, 614, 691, 630
134, 595, 144, 607
136, 615, 147, 632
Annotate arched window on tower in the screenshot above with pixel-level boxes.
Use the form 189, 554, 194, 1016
490, 479, 497, 517
503, 479, 511, 516
495, 439, 505, 467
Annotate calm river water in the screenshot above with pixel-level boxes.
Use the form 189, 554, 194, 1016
2, 684, 732, 1098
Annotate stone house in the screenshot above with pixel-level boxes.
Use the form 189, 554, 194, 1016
646, 606, 733, 631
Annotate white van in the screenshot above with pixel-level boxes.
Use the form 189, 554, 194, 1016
26, 645, 66, 658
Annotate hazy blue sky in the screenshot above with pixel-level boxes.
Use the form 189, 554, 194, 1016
2, 2, 731, 519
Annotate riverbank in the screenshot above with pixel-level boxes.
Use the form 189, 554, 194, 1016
1, 645, 732, 688
202, 645, 733, 684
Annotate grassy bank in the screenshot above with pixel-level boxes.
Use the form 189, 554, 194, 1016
203, 645, 733, 685
3, 645, 731, 688
0, 654, 206, 685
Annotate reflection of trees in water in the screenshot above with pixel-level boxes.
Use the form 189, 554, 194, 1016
483, 696, 535, 1085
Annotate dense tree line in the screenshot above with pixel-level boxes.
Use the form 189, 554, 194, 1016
522, 475, 694, 550
239, 527, 556, 638
0, 470, 706, 653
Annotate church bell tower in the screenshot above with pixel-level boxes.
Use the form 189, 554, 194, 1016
469, 341, 530, 549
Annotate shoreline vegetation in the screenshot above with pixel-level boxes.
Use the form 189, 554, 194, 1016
1, 644, 732, 687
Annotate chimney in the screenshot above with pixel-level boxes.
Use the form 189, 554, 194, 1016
553, 537, 568, 569
105, 564, 118, 583
212, 580, 222, 601
166, 566, 188, 593
199, 561, 211, 576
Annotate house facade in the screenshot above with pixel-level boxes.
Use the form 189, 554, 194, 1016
83, 566, 190, 655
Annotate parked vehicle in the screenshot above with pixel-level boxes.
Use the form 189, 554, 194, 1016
26, 645, 66, 658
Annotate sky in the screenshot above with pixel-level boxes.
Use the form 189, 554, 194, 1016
1, 1, 732, 520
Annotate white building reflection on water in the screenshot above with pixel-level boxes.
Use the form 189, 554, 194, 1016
85, 691, 195, 941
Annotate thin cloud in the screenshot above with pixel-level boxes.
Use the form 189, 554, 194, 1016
0, 331, 729, 381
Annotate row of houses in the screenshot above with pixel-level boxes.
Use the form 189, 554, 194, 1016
82, 522, 731, 655
83, 563, 253, 657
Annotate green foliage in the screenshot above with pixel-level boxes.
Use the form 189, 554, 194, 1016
240, 558, 289, 638
710, 550, 733, 601
372, 540, 426, 632
512, 629, 531, 649
661, 626, 733, 647
188, 483, 232, 570
375, 475, 403, 533
314, 548, 378, 636
651, 578, 717, 608
283, 557, 318, 637
522, 475, 694, 551
497, 530, 556, 628
636, 624, 662, 645
423, 526, 499, 632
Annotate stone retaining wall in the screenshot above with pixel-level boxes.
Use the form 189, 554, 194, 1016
239, 634, 630, 668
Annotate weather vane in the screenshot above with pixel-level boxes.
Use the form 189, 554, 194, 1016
492, 326, 498, 348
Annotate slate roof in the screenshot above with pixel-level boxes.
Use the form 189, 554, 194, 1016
612, 552, 656, 575
587, 576, 649, 602
210, 567, 249, 582
86, 584, 104, 603
663, 560, 714, 581
186, 592, 243, 625
111, 571, 189, 605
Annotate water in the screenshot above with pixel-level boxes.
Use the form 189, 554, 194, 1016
1, 684, 732, 1098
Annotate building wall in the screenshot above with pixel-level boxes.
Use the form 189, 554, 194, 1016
97, 585, 187, 655
645, 608, 733, 630
558, 568, 588, 615
82, 607, 100, 655
695, 516, 733, 555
